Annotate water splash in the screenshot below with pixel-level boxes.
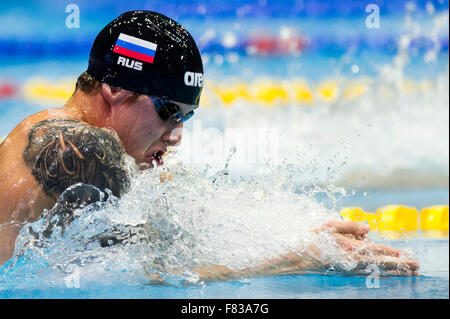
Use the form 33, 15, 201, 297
0, 151, 352, 288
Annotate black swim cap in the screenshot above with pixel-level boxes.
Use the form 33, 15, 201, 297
86, 10, 204, 106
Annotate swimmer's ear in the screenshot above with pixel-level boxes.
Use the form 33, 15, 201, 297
101, 83, 133, 106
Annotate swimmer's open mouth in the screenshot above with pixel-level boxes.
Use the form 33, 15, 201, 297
147, 150, 164, 166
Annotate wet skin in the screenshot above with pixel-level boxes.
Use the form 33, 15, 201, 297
0, 109, 68, 264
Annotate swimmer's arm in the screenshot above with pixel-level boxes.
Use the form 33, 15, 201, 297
0, 223, 23, 265
144, 250, 320, 284
192, 250, 323, 282
189, 221, 420, 281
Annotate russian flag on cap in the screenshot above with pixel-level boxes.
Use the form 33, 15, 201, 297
113, 33, 157, 63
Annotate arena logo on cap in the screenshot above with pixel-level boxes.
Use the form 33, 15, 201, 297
113, 33, 157, 64
184, 72, 204, 87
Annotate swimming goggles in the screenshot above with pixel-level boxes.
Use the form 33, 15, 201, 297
150, 96, 196, 122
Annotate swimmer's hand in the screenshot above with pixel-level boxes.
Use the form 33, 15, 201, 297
29, 183, 105, 240
310, 220, 420, 276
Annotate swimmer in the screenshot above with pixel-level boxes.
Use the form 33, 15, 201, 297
0, 11, 419, 277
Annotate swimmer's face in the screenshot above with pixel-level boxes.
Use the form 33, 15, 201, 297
107, 94, 183, 168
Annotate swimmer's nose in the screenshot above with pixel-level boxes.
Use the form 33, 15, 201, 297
163, 124, 183, 146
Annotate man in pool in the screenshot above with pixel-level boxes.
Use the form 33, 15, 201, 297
0, 11, 419, 277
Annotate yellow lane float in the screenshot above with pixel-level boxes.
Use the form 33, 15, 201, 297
343, 82, 368, 100
253, 81, 289, 106
340, 207, 379, 231
209, 82, 252, 106
420, 205, 449, 231
291, 81, 314, 104
22, 77, 75, 105
19, 76, 433, 108
341, 205, 449, 238
317, 80, 339, 102
376, 205, 419, 232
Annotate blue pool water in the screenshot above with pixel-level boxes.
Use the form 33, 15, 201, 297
1, 238, 447, 299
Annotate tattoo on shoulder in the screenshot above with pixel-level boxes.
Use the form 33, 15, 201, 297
23, 119, 130, 201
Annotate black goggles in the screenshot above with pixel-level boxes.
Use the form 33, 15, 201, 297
150, 96, 196, 122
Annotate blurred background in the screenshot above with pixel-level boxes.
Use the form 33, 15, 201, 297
0, 0, 449, 194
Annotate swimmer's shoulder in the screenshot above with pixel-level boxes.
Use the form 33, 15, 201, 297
22, 116, 130, 201
1, 109, 72, 152
0, 109, 80, 222
1, 110, 130, 204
